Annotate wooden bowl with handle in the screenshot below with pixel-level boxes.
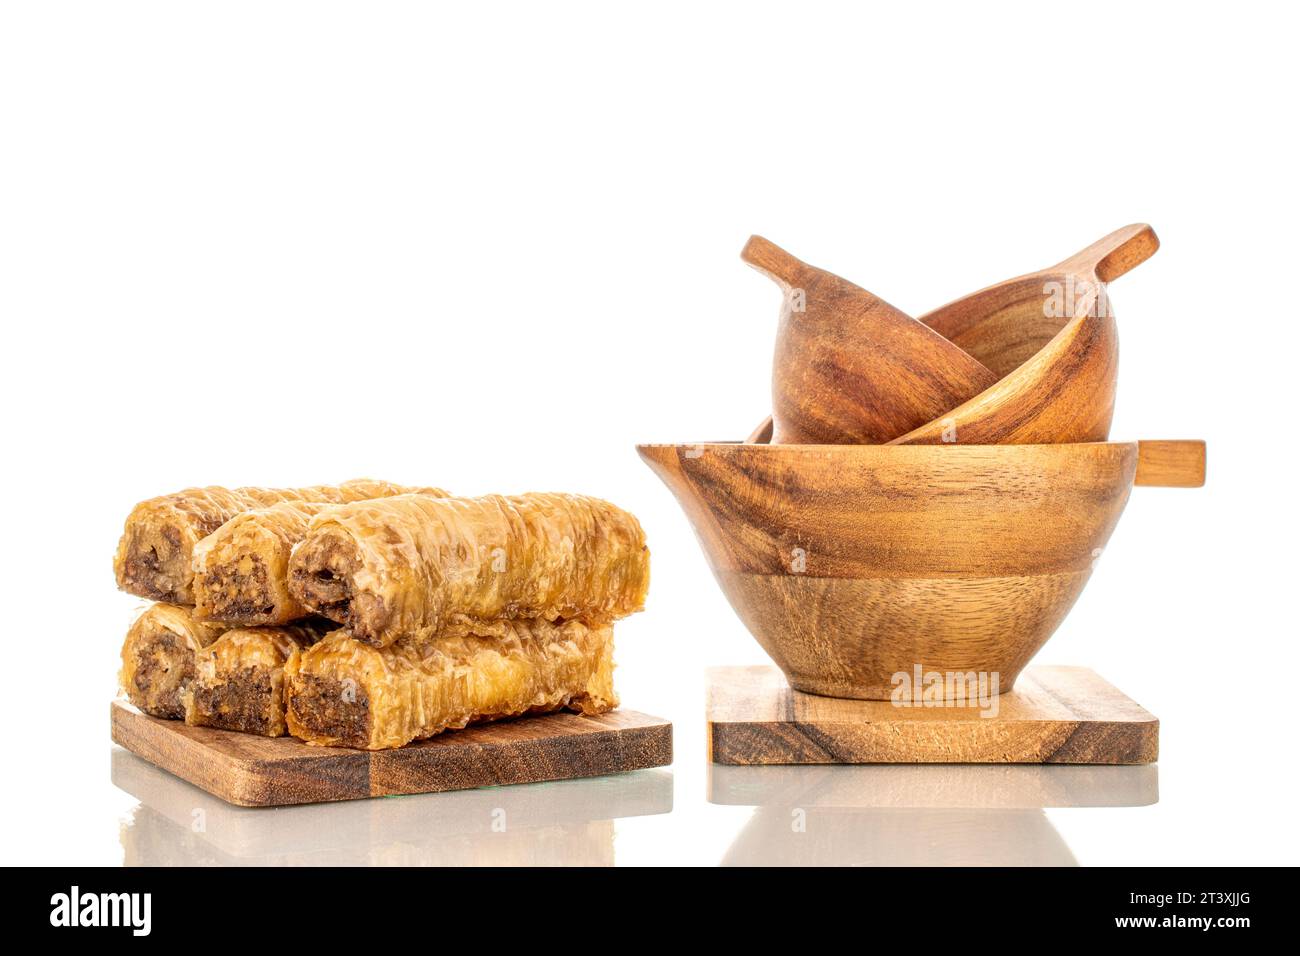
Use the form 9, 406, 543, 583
638, 439, 1204, 699
747, 224, 1159, 446
743, 236, 998, 445
891, 224, 1156, 445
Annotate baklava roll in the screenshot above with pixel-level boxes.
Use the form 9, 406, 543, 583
114, 479, 440, 603
192, 492, 450, 625
183, 623, 325, 736
288, 493, 650, 647
284, 619, 617, 749
119, 603, 229, 719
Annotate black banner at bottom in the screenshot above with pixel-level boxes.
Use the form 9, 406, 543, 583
7, 866, 1277, 939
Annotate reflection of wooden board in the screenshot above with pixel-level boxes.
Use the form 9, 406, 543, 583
112, 749, 674, 866
112, 701, 673, 807
708, 763, 1158, 808
707, 666, 1157, 766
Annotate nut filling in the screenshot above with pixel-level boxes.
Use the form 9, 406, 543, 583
187, 667, 277, 735
130, 634, 194, 719
289, 536, 370, 624
198, 558, 275, 622
287, 673, 372, 748
120, 526, 187, 602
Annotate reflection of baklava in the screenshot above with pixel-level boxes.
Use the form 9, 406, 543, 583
184, 624, 325, 736
285, 619, 617, 750
114, 480, 440, 604
120, 604, 229, 719
288, 493, 650, 647
192, 493, 449, 625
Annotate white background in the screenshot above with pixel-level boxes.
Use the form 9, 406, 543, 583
1, 1, 1296, 866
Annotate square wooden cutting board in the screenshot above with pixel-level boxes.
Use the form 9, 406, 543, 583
707, 665, 1157, 765
112, 701, 673, 807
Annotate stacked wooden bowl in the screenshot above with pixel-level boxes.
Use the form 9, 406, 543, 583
639, 226, 1204, 700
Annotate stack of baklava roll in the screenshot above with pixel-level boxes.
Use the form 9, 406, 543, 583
116, 482, 650, 750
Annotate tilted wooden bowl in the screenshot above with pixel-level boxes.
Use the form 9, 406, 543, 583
920, 223, 1159, 378
638, 440, 1204, 699
743, 236, 997, 445
891, 224, 1157, 445
747, 224, 1159, 446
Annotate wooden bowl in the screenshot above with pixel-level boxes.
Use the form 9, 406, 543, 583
743, 236, 997, 444
920, 223, 1158, 377
638, 439, 1203, 699
891, 224, 1157, 445
747, 225, 1159, 446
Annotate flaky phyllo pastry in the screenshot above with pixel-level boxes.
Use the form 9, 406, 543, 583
120, 603, 230, 718
114, 479, 441, 604
288, 493, 650, 647
183, 623, 326, 736
115, 484, 648, 752
192, 492, 449, 625
284, 618, 617, 749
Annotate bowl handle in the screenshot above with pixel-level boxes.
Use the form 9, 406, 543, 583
1135, 440, 1206, 487
744, 416, 774, 444
740, 235, 814, 290
1053, 224, 1160, 283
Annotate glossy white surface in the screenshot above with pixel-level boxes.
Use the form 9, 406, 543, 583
1, 2, 1296, 865
110, 748, 1166, 867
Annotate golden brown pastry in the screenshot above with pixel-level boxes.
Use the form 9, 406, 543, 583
114, 479, 440, 603
119, 603, 230, 718
288, 493, 650, 647
192, 491, 449, 625
284, 619, 617, 749
183, 623, 325, 736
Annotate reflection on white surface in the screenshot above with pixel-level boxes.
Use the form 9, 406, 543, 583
723, 808, 1079, 866
711, 763, 1158, 867
709, 763, 1159, 808
113, 747, 673, 866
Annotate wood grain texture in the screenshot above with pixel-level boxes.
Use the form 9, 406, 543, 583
707, 665, 1158, 765
111, 700, 672, 807
890, 226, 1158, 445
1135, 439, 1206, 487
742, 236, 997, 445
747, 224, 1158, 446
638, 441, 1138, 698
920, 224, 1155, 371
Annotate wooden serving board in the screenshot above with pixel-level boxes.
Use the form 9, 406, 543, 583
707, 665, 1157, 765
112, 701, 673, 807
